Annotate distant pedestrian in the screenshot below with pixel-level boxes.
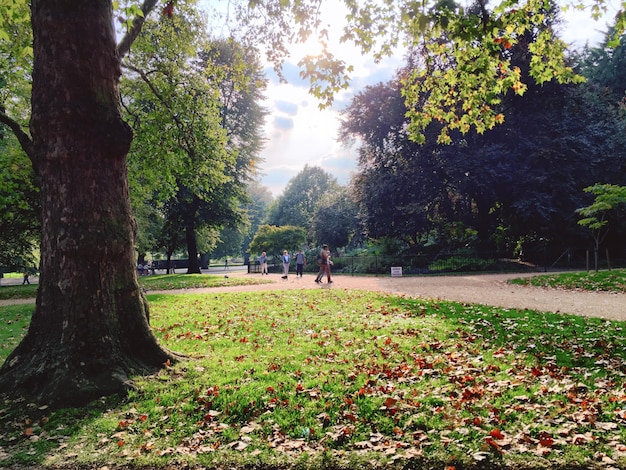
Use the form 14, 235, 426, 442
22, 270, 30, 285
315, 249, 325, 283
224, 258, 229, 270
315, 244, 333, 284
281, 250, 290, 279
259, 251, 268, 275
295, 250, 306, 277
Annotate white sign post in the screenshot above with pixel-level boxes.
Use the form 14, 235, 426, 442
390, 266, 402, 277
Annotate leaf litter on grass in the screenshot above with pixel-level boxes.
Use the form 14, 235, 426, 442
3, 289, 626, 469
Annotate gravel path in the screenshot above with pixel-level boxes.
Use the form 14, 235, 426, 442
150, 271, 626, 322
2, 272, 624, 321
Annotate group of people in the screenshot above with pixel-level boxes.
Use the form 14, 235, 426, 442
137, 262, 157, 275
258, 245, 333, 283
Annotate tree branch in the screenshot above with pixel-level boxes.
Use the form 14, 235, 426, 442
0, 109, 37, 171
122, 62, 196, 158
116, 0, 159, 60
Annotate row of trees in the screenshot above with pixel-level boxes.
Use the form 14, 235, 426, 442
123, 6, 267, 273
4, 1, 626, 273
254, 12, 626, 264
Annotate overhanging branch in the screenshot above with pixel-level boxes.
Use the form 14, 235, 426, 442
116, 0, 159, 60
0, 109, 36, 171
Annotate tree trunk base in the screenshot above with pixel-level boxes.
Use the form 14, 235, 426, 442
0, 289, 181, 409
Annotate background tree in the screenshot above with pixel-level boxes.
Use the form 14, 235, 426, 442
0, 133, 39, 270
210, 226, 246, 262
577, 184, 626, 270
248, 225, 307, 261
211, 181, 275, 264
241, 181, 274, 255
0, 0, 37, 270
341, 16, 626, 258
125, 29, 266, 273
267, 165, 339, 232
341, 79, 450, 250
132, 200, 163, 266
194, 39, 268, 268
575, 30, 626, 102
310, 190, 359, 250
123, 6, 235, 274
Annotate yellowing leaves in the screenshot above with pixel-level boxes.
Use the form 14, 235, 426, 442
511, 80, 526, 94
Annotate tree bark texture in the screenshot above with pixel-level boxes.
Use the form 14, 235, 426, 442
0, 0, 174, 408
185, 223, 201, 274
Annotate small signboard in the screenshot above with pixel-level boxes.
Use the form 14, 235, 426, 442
390, 266, 402, 277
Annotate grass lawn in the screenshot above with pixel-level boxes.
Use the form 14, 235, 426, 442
0, 273, 272, 301
0, 273, 625, 469
508, 268, 626, 293
0, 283, 38, 300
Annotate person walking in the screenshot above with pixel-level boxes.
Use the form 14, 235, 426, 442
315, 244, 333, 284
259, 251, 268, 275
295, 250, 306, 277
22, 269, 30, 285
281, 250, 290, 279
314, 247, 325, 283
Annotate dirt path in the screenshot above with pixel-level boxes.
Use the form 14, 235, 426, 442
149, 271, 626, 322
2, 272, 624, 321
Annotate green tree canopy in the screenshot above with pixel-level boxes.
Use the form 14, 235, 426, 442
123, 8, 266, 273
341, 21, 626, 255
577, 184, 626, 269
0, 133, 39, 268
267, 165, 339, 232
241, 181, 274, 255
310, 190, 359, 249
248, 224, 307, 259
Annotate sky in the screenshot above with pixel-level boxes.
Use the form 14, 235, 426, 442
212, 2, 619, 197
259, 53, 401, 196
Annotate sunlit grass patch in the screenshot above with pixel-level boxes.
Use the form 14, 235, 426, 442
0, 284, 38, 300
139, 273, 272, 291
509, 269, 626, 293
2, 289, 626, 469
0, 304, 32, 358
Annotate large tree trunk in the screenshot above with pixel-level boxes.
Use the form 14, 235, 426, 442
185, 223, 202, 274
0, 0, 175, 408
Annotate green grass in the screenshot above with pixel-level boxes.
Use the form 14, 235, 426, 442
0, 284, 38, 300
508, 268, 626, 292
139, 273, 272, 290
0, 304, 32, 358
0, 273, 272, 300
1, 288, 626, 469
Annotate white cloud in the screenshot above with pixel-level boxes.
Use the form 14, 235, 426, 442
259, 53, 401, 196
